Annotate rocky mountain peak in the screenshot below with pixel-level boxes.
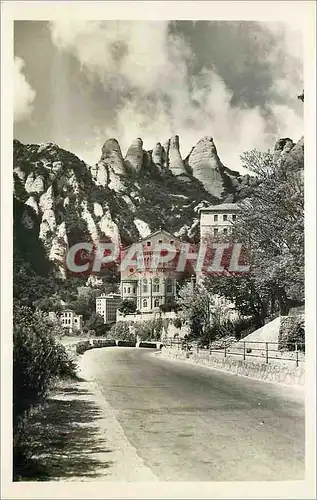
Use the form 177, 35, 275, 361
15, 132, 299, 279
101, 138, 124, 163
152, 142, 165, 168
187, 136, 226, 197
94, 138, 126, 191
165, 134, 188, 176
124, 138, 144, 173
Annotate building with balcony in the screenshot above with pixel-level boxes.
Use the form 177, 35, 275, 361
96, 293, 122, 324
120, 230, 183, 313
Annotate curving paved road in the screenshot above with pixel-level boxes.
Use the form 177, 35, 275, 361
84, 347, 305, 481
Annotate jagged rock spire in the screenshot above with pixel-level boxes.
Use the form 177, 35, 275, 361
165, 135, 187, 176
124, 138, 144, 173
187, 136, 225, 197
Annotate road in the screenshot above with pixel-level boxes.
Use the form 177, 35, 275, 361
84, 347, 305, 481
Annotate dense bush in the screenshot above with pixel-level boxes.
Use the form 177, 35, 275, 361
14, 306, 77, 424
280, 317, 305, 353
13, 305, 77, 477
134, 318, 163, 341
109, 321, 135, 341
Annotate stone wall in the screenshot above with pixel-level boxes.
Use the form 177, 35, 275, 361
161, 348, 305, 387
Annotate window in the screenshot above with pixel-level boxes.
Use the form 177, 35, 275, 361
223, 228, 228, 235
128, 287, 131, 293
223, 214, 228, 221
232, 214, 237, 221
143, 299, 148, 308
214, 214, 218, 222
154, 298, 160, 307
170, 240, 174, 245
147, 241, 151, 246
166, 279, 173, 293
123, 287, 126, 294
158, 239, 162, 244
153, 282, 160, 292
143, 279, 148, 293
214, 228, 219, 235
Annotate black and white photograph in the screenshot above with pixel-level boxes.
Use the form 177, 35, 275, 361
1, 1, 316, 498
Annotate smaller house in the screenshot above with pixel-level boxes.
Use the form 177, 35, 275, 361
48, 309, 83, 333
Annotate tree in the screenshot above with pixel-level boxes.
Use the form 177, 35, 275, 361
118, 299, 137, 315
204, 274, 271, 328
205, 147, 304, 320
83, 313, 106, 336
237, 147, 304, 314
109, 321, 135, 340
133, 318, 164, 341
33, 294, 64, 312
177, 282, 217, 343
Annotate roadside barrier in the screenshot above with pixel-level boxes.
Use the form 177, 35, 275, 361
73, 338, 162, 354
164, 339, 305, 367
117, 340, 137, 347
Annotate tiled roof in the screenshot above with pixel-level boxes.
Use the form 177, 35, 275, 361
199, 203, 240, 212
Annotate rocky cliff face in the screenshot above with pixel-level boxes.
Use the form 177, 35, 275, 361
14, 134, 302, 278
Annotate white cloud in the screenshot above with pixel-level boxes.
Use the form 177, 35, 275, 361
14, 57, 36, 122
50, 21, 303, 171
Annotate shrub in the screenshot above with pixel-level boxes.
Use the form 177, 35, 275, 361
110, 321, 135, 341
134, 318, 163, 341
280, 317, 305, 352
13, 305, 77, 426
13, 305, 77, 478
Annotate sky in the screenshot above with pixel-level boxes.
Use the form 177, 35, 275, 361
14, 20, 303, 172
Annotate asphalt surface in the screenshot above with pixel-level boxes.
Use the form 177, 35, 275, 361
84, 347, 305, 481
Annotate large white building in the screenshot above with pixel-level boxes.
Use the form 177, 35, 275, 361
199, 203, 240, 241
198, 203, 241, 320
96, 293, 122, 324
120, 230, 183, 313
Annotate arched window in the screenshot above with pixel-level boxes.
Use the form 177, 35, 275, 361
143, 278, 148, 293
143, 299, 148, 308
153, 278, 160, 293
154, 298, 160, 308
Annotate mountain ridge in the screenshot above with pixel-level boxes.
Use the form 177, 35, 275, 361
13, 134, 302, 279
